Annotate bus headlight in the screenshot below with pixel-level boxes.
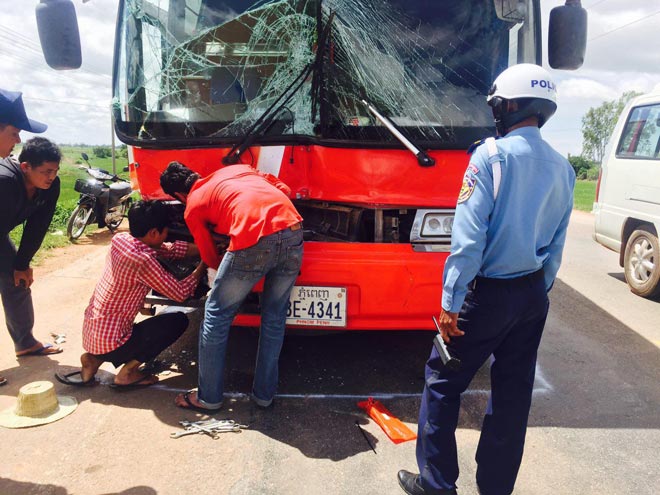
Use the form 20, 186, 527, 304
410, 209, 455, 246
423, 214, 454, 236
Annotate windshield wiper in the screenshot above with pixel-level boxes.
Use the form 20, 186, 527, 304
361, 99, 436, 167
222, 63, 313, 165
223, 12, 336, 165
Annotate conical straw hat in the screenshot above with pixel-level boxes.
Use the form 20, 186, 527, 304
0, 381, 77, 428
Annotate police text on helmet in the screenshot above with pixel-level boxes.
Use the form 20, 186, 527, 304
531, 80, 556, 91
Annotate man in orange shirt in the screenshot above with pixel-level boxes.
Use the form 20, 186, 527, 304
160, 162, 303, 412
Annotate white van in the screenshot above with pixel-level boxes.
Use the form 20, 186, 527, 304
593, 90, 660, 298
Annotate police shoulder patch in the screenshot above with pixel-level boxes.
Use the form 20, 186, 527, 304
466, 139, 486, 155
457, 175, 476, 204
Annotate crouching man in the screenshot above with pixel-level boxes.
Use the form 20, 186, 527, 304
56, 200, 206, 389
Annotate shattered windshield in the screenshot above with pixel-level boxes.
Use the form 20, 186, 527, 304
113, 0, 531, 147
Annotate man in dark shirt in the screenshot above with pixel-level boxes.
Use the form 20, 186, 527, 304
0, 90, 63, 383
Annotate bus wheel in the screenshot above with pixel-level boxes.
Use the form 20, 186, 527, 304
624, 226, 660, 298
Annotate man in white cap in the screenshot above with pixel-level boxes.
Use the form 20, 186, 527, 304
0, 89, 63, 387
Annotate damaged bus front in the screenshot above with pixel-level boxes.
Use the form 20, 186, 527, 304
105, 0, 584, 330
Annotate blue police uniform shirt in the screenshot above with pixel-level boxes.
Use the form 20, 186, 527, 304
442, 126, 576, 313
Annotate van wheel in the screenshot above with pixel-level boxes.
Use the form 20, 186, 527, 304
623, 227, 660, 298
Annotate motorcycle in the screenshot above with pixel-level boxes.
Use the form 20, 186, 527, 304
66, 153, 133, 241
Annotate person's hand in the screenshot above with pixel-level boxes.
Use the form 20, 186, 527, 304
437, 308, 464, 343
14, 268, 34, 289
185, 242, 200, 258
206, 267, 218, 287
216, 240, 229, 256
192, 261, 207, 279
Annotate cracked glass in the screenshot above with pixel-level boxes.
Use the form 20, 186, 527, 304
113, 0, 533, 148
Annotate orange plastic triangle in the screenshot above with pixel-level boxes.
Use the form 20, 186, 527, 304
357, 397, 417, 444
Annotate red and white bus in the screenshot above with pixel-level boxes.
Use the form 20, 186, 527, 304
78, 0, 584, 331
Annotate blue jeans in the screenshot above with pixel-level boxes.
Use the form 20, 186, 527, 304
197, 227, 303, 408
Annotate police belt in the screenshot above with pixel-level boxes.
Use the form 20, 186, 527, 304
468, 268, 544, 291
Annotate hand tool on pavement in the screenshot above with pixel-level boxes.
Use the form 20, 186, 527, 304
180, 419, 247, 434
170, 425, 216, 439
432, 316, 462, 371
170, 419, 248, 439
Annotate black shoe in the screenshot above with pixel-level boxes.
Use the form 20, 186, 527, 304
397, 470, 458, 495
397, 471, 426, 495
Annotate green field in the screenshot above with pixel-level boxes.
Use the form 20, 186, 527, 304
9, 146, 132, 263
573, 180, 597, 212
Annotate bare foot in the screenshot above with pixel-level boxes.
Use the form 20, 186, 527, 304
174, 390, 222, 412
80, 353, 104, 382
113, 370, 159, 387
175, 390, 204, 408
15, 341, 63, 356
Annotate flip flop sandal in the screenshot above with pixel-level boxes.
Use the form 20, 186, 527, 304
139, 359, 172, 375
54, 371, 96, 387
0, 376, 7, 386
16, 343, 63, 357
109, 374, 158, 391
176, 390, 222, 413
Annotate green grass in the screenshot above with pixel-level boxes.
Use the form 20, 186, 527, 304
573, 180, 597, 212
9, 146, 131, 264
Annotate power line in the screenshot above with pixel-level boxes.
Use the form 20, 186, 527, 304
0, 25, 43, 51
0, 24, 112, 79
0, 36, 44, 57
584, 0, 609, 10
589, 8, 660, 42
23, 96, 108, 110
0, 52, 101, 88
0, 47, 111, 82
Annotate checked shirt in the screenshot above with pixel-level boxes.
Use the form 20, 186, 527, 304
83, 232, 198, 355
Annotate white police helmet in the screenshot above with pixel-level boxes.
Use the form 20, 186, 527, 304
487, 63, 558, 135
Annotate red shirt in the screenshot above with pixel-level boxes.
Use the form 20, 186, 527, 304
82, 233, 199, 355
184, 165, 302, 268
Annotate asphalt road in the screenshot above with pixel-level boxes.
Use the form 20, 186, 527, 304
0, 212, 658, 495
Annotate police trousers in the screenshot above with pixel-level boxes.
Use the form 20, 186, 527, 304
416, 269, 549, 495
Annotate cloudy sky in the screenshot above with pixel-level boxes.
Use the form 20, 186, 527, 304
2, 0, 659, 157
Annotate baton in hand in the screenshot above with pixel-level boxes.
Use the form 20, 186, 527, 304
432, 316, 462, 371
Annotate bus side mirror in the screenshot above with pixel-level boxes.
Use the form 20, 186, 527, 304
493, 0, 525, 23
548, 1, 587, 70
35, 0, 82, 70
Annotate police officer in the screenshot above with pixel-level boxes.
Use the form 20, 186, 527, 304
398, 64, 575, 495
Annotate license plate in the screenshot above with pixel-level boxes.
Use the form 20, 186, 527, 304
286, 286, 347, 327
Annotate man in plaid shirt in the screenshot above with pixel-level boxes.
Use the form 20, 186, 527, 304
56, 200, 206, 388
